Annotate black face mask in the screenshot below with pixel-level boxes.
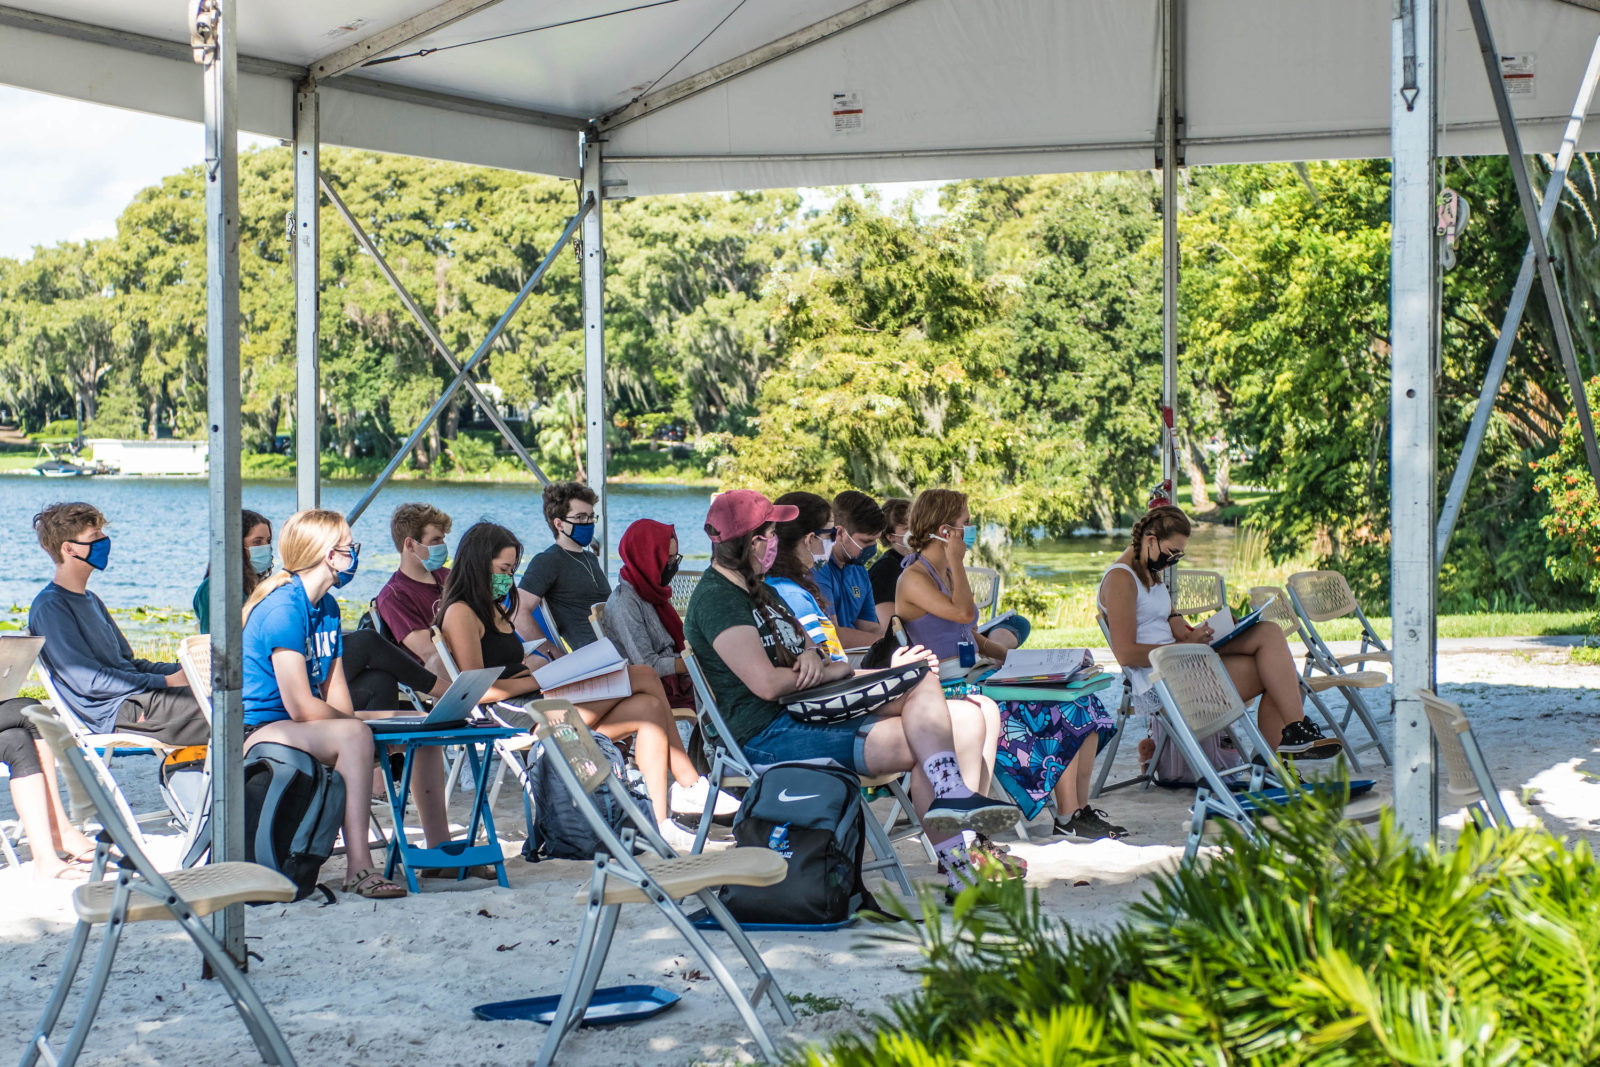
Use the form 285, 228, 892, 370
660, 561, 680, 586
1147, 544, 1182, 573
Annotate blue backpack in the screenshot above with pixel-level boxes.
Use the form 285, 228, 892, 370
521, 728, 652, 861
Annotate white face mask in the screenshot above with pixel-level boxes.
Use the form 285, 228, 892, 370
812, 538, 833, 565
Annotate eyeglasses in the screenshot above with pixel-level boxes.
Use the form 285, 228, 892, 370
665, 553, 683, 566
335, 542, 361, 557
1157, 542, 1185, 561
565, 515, 596, 526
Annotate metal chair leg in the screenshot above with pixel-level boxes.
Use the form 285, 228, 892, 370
172, 906, 297, 1066
859, 800, 914, 896
882, 777, 935, 863
536, 891, 606, 1067
1301, 687, 1364, 774
55, 889, 133, 1067
20, 921, 94, 1067
654, 895, 788, 1056
692, 888, 796, 1024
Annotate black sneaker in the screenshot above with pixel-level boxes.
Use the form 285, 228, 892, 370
1279, 719, 1342, 757
923, 793, 1022, 838
1054, 806, 1128, 840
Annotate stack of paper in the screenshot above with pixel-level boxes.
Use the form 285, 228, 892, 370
533, 638, 631, 703
983, 648, 1097, 686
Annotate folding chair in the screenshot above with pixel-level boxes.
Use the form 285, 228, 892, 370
0, 763, 19, 868
682, 647, 921, 894
668, 569, 703, 617
1147, 644, 1384, 861
34, 662, 175, 848
1172, 568, 1227, 619
964, 566, 1003, 621
20, 703, 298, 1067
1089, 613, 1159, 798
1417, 689, 1512, 830
588, 601, 607, 644
1265, 578, 1393, 765
521, 698, 795, 1067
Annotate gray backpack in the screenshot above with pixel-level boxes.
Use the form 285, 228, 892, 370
521, 728, 653, 861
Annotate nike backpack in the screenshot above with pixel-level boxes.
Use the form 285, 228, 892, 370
242, 742, 347, 902
718, 761, 873, 925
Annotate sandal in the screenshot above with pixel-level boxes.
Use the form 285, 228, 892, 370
343, 867, 407, 899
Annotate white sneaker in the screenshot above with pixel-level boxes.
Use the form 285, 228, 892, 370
670, 776, 741, 817
657, 818, 699, 853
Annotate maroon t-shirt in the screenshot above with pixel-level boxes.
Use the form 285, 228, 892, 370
374, 567, 449, 663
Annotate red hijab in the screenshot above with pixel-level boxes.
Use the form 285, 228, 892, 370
618, 519, 684, 652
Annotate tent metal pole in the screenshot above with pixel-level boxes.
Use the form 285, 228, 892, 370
196, 0, 246, 961
1436, 35, 1600, 564
1159, 0, 1181, 576
294, 86, 321, 510
582, 133, 609, 566
1390, 0, 1440, 840
1464, 0, 1600, 498
343, 198, 592, 527
318, 174, 552, 487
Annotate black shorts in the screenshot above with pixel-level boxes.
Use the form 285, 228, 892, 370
115, 688, 210, 748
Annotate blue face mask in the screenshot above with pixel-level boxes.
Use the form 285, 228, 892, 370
563, 520, 597, 548
69, 537, 111, 571
333, 544, 359, 588
962, 525, 979, 549
248, 544, 274, 575
857, 544, 879, 565
420, 542, 448, 572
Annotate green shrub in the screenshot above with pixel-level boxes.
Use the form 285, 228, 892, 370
798, 789, 1600, 1065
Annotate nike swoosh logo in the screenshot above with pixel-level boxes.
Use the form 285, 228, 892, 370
777, 790, 820, 802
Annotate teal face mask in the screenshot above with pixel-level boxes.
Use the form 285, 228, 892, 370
490, 573, 514, 599
422, 543, 448, 572
962, 525, 978, 549
247, 544, 274, 575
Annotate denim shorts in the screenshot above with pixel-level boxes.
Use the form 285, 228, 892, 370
741, 712, 882, 774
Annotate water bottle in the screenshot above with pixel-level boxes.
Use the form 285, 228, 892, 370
957, 640, 976, 669
767, 823, 791, 858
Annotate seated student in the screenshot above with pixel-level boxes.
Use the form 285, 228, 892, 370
684, 489, 1021, 895
241, 509, 406, 900
898, 489, 1120, 839
373, 502, 453, 665
601, 519, 695, 709
28, 502, 208, 747
518, 481, 610, 650
868, 496, 912, 626
815, 490, 888, 648
0, 697, 98, 879
1100, 505, 1341, 760
439, 521, 734, 851
766, 492, 848, 660
194, 509, 272, 634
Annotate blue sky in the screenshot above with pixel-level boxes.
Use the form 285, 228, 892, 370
0, 85, 940, 262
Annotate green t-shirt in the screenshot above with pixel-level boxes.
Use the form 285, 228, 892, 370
683, 567, 808, 746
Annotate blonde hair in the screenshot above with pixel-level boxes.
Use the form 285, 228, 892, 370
33, 502, 107, 563
906, 489, 968, 553
389, 502, 452, 551
242, 509, 349, 625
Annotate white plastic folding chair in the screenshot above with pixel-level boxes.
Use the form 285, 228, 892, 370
682, 647, 920, 895
1089, 613, 1160, 798
1271, 576, 1393, 765
1417, 689, 1512, 830
172, 635, 217, 866
1148, 644, 1384, 861
668, 569, 703, 616
34, 662, 175, 848
522, 698, 795, 1067
1172, 568, 1227, 619
964, 566, 1003, 621
0, 762, 19, 868
20, 703, 298, 1067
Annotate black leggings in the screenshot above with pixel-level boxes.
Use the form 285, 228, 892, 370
0, 697, 44, 779
342, 629, 439, 711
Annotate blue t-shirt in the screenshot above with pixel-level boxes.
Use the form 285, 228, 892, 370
242, 576, 343, 726
814, 558, 879, 630
765, 577, 847, 662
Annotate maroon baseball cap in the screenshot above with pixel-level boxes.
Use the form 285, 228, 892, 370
704, 489, 799, 543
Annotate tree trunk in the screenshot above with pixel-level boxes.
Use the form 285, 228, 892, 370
148, 397, 160, 440
1213, 442, 1234, 505
1180, 427, 1212, 512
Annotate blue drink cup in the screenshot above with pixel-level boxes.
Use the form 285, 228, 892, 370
957, 640, 976, 668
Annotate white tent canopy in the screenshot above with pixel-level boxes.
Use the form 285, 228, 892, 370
5, 0, 1600, 189
1, 0, 1593, 957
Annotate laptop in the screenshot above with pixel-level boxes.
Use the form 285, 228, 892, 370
0, 635, 45, 701
366, 666, 503, 735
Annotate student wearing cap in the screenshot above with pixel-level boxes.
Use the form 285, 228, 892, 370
683, 489, 1021, 894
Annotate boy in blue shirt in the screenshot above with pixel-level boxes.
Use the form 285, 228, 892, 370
814, 490, 888, 648
28, 502, 208, 746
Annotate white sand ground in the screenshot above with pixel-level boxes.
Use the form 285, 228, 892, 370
3, 636, 1599, 1066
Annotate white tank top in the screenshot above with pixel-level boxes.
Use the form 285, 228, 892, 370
1097, 562, 1173, 695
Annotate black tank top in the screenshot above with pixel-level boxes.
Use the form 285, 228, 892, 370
480, 621, 530, 681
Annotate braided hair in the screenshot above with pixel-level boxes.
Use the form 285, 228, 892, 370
1128, 506, 1190, 587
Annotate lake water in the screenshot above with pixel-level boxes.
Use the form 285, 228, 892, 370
0, 476, 1234, 615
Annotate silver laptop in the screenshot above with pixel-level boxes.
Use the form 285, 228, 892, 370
0, 635, 45, 702
366, 666, 503, 734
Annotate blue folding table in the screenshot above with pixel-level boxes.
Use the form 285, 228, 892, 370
375, 723, 522, 893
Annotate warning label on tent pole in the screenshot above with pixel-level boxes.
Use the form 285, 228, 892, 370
1500, 53, 1537, 97
832, 92, 864, 133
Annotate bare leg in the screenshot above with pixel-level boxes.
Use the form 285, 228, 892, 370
35, 741, 95, 858
581, 692, 690, 823
947, 695, 998, 795
248, 718, 385, 876
407, 748, 450, 848
1051, 732, 1100, 816
10, 772, 73, 879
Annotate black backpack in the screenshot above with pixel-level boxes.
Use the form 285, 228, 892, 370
243, 743, 346, 902
718, 762, 875, 925
522, 728, 653, 862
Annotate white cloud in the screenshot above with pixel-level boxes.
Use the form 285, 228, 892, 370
0, 86, 275, 261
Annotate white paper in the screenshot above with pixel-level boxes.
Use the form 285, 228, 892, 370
984, 647, 1095, 684
533, 637, 625, 690
541, 667, 631, 705
1501, 53, 1536, 97
832, 91, 864, 133
1202, 605, 1236, 641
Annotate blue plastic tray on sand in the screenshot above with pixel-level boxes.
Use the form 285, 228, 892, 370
472, 985, 680, 1027
689, 914, 859, 932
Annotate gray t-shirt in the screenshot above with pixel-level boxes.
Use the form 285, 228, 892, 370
519, 542, 611, 649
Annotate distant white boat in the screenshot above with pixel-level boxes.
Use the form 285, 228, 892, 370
32, 444, 116, 477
